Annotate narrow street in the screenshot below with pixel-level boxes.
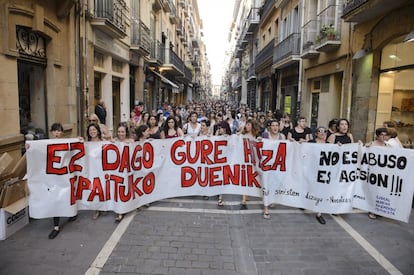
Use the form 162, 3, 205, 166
1, 196, 413, 275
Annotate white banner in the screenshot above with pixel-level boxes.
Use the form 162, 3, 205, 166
26, 136, 414, 222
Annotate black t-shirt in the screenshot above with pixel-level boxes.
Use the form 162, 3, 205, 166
334, 133, 352, 144
290, 127, 312, 141
308, 139, 327, 144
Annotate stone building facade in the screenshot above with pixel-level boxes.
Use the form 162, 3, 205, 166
0, 0, 210, 161
226, 0, 414, 145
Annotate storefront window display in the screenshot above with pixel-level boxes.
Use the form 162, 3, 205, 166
376, 35, 414, 148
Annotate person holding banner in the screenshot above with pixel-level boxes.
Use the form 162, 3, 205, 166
45, 123, 78, 239
136, 124, 151, 141
384, 127, 403, 148
147, 115, 161, 139
88, 113, 111, 141
199, 119, 211, 137
287, 116, 312, 143
281, 113, 293, 137
183, 111, 201, 136
261, 120, 286, 219
161, 116, 185, 139
199, 119, 211, 200
114, 122, 134, 143
365, 127, 389, 219
113, 123, 134, 222
308, 126, 328, 224
240, 119, 260, 209
216, 120, 232, 206
87, 123, 104, 220
326, 119, 338, 141
327, 118, 354, 145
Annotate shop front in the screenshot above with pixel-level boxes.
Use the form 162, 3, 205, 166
375, 36, 414, 148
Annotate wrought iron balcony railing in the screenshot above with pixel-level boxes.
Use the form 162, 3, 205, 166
150, 40, 164, 63
169, 49, 193, 81
94, 0, 127, 34
342, 0, 368, 16
131, 19, 151, 55
274, 33, 300, 64
259, 0, 274, 19
255, 38, 275, 69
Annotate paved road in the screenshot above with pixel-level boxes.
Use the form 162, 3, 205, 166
0, 195, 413, 275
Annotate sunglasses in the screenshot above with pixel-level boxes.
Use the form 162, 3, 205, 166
89, 119, 98, 123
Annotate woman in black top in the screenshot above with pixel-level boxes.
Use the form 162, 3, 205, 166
326, 118, 338, 141
287, 117, 312, 143
327, 118, 354, 144
147, 115, 161, 139
309, 126, 328, 224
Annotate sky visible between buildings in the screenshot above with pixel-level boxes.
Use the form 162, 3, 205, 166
197, 0, 236, 86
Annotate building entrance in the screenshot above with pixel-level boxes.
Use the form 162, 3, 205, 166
18, 61, 47, 139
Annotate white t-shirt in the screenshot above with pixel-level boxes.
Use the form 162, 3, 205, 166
386, 137, 403, 148
185, 123, 201, 135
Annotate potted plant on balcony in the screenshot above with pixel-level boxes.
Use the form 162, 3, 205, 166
320, 24, 336, 40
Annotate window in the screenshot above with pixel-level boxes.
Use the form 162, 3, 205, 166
94, 52, 104, 68
112, 59, 123, 73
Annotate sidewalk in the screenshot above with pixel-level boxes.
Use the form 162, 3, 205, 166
0, 196, 413, 275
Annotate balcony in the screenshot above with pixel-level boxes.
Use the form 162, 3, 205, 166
152, 0, 164, 12
149, 40, 164, 65
183, 5, 189, 17
192, 56, 201, 70
273, 33, 300, 68
131, 19, 151, 56
91, 0, 127, 39
233, 76, 242, 89
259, 0, 275, 20
301, 20, 319, 59
176, 18, 184, 36
314, 24, 341, 52
246, 7, 260, 33
162, 49, 193, 82
236, 45, 243, 58
169, 0, 178, 24
163, 0, 172, 12
342, 0, 406, 23
247, 64, 256, 82
192, 32, 200, 48
275, 0, 290, 8
314, 4, 342, 52
255, 38, 274, 71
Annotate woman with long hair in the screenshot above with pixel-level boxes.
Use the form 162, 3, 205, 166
112, 122, 133, 222
135, 124, 150, 141
86, 123, 104, 220
308, 126, 328, 224
240, 119, 260, 208
147, 115, 161, 139
260, 120, 285, 219
161, 116, 184, 139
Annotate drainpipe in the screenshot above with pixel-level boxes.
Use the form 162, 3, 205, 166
83, 0, 90, 124
298, 0, 305, 118
75, 0, 83, 135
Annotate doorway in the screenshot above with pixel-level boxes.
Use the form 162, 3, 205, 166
112, 78, 121, 129
18, 61, 47, 138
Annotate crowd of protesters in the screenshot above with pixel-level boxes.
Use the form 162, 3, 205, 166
43, 99, 406, 239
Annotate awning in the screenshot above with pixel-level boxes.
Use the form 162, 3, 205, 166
150, 70, 179, 89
